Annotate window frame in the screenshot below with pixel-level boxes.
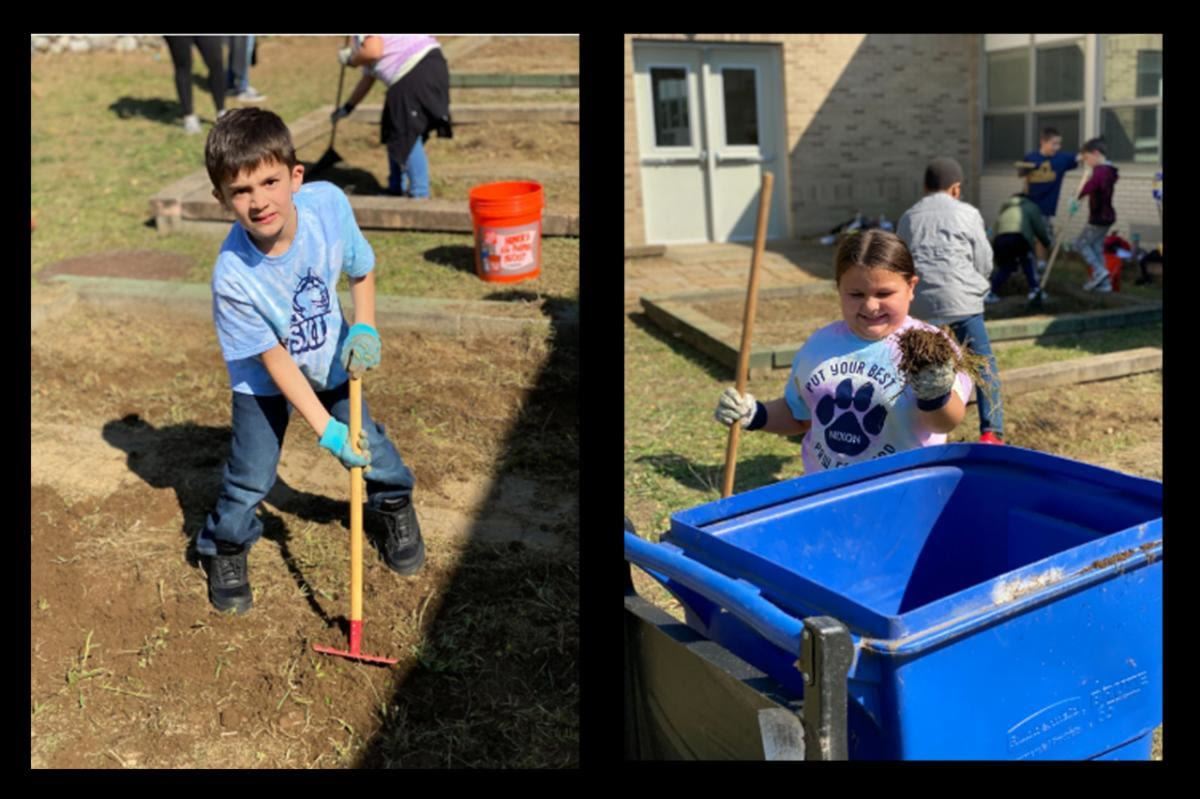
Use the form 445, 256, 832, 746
1097, 34, 1163, 168
983, 38, 1087, 170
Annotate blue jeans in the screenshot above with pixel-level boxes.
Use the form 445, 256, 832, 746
196, 380, 415, 556
1074, 223, 1111, 281
225, 35, 254, 93
388, 136, 430, 198
944, 314, 1003, 438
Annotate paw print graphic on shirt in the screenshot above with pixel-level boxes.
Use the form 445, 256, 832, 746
815, 378, 889, 457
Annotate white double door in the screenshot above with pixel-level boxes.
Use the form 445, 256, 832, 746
633, 41, 787, 244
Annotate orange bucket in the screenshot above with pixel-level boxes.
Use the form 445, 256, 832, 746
468, 181, 544, 283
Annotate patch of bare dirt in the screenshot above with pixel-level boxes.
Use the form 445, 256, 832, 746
31, 297, 578, 768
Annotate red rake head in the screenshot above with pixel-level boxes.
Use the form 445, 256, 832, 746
313, 620, 398, 666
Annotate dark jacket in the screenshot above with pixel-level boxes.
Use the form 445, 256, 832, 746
1080, 163, 1119, 227
994, 193, 1053, 253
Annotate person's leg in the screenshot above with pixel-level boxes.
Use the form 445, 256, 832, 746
164, 36, 194, 117
1077, 224, 1110, 286
951, 316, 1003, 439
1020, 247, 1040, 291
1037, 215, 1054, 271
990, 260, 1015, 294
320, 379, 423, 573
197, 392, 290, 557
239, 36, 255, 93
403, 136, 430, 198
197, 391, 290, 612
226, 36, 247, 93
320, 380, 416, 500
194, 35, 226, 115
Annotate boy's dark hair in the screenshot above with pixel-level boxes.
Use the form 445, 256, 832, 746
1081, 136, 1107, 156
1040, 127, 1061, 141
924, 157, 964, 191
834, 229, 916, 285
205, 108, 299, 193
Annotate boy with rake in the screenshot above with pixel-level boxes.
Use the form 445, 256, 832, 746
197, 108, 425, 614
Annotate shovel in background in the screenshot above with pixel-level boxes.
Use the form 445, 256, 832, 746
311, 35, 351, 176
1027, 168, 1090, 311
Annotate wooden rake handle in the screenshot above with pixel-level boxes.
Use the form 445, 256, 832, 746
721, 171, 774, 499
349, 371, 364, 625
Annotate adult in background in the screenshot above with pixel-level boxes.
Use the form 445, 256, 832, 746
330, 35, 453, 198
226, 35, 266, 102
164, 36, 227, 134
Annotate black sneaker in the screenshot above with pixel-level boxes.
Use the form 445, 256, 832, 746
204, 541, 253, 614
364, 496, 426, 575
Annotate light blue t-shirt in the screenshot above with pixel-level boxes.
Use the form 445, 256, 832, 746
211, 181, 375, 395
783, 317, 973, 473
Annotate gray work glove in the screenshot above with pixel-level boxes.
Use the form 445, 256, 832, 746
715, 387, 757, 428
330, 102, 354, 123
909, 362, 957, 410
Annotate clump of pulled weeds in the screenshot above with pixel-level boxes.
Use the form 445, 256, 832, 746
896, 325, 996, 405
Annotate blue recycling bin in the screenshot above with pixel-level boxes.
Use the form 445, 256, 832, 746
626, 444, 1162, 760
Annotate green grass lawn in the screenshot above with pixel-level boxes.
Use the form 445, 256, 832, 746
31, 38, 578, 305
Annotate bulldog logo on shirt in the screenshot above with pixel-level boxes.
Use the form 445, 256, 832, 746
289, 270, 332, 355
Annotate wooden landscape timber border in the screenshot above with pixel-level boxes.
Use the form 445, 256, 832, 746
640, 284, 1163, 391
149, 101, 579, 237
39, 275, 578, 338
450, 73, 578, 88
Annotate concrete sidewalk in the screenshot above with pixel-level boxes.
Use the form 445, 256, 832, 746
624, 240, 835, 308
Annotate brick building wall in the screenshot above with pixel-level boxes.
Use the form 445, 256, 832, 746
624, 34, 980, 245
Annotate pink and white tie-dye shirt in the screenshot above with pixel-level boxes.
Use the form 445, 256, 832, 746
354, 35, 440, 86
783, 316, 973, 473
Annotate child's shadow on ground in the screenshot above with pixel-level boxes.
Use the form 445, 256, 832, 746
101, 413, 345, 624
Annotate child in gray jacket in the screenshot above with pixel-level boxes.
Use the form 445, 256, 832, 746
897, 157, 1004, 445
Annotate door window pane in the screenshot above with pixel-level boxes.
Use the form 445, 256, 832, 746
1036, 42, 1084, 104
1034, 112, 1081, 154
985, 114, 1026, 164
1102, 106, 1160, 163
987, 50, 1029, 108
1102, 34, 1163, 101
651, 67, 691, 147
722, 68, 759, 146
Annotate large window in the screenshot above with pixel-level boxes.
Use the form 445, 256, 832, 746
1101, 34, 1162, 163
984, 38, 1085, 165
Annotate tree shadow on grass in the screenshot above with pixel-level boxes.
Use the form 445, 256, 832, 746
628, 311, 736, 383
101, 413, 345, 626
635, 452, 799, 496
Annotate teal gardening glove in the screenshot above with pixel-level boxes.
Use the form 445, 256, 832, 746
319, 419, 372, 470
339, 323, 381, 376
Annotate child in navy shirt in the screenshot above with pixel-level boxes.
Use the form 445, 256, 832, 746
198, 108, 425, 614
